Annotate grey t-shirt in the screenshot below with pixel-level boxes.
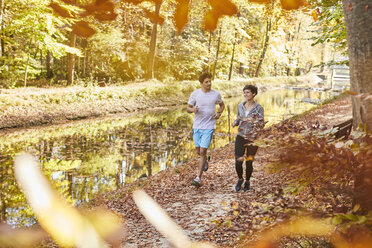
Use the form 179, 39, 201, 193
188, 88, 223, 129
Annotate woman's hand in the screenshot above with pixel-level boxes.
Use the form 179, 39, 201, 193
213, 112, 222, 119
232, 121, 237, 127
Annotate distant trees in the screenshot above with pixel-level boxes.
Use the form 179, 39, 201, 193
0, 0, 327, 87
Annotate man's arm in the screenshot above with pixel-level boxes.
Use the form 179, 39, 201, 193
187, 104, 198, 113
213, 101, 225, 119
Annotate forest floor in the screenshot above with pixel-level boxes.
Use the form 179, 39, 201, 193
95, 95, 353, 247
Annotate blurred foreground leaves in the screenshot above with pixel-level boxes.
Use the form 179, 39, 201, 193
49, 0, 308, 37
10, 154, 124, 248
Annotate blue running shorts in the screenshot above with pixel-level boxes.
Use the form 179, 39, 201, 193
193, 129, 214, 148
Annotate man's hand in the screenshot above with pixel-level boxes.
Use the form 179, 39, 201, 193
194, 106, 199, 113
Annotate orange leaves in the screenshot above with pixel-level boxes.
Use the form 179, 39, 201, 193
82, 0, 117, 21
311, 8, 321, 21
49, 2, 72, 18
174, 0, 190, 33
49, 0, 312, 37
48, 0, 117, 38
280, 0, 307, 10
203, 0, 238, 31
144, 9, 165, 24
248, 0, 273, 4
72, 21, 96, 38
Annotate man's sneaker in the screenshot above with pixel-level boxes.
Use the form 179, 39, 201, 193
243, 181, 250, 192
192, 178, 201, 188
235, 179, 244, 192
203, 155, 211, 172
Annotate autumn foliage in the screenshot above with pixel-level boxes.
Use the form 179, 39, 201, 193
49, 0, 308, 37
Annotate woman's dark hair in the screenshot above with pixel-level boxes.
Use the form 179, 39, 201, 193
199, 72, 212, 83
243, 85, 258, 95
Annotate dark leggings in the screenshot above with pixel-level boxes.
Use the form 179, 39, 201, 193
235, 135, 258, 181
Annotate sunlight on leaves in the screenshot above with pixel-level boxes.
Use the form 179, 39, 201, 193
133, 190, 216, 248
14, 153, 122, 248
0, 224, 46, 248
252, 217, 334, 247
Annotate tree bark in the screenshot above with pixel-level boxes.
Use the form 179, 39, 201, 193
67, 32, 76, 85
212, 25, 222, 79
342, 0, 372, 213
228, 31, 237, 81
0, 0, 4, 57
254, 18, 271, 77
146, 2, 161, 79
46, 51, 53, 79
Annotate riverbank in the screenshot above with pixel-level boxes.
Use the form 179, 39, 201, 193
92, 95, 352, 247
0, 75, 322, 129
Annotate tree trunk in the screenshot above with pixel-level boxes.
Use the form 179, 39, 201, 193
46, 51, 53, 79
212, 25, 222, 79
0, 0, 4, 57
239, 62, 244, 75
146, 2, 161, 79
24, 54, 30, 87
254, 18, 271, 77
342, 0, 372, 213
228, 31, 237, 81
67, 32, 76, 85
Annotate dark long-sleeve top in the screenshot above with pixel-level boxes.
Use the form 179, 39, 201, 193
233, 101, 265, 141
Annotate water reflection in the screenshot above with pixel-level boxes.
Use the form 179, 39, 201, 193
0, 89, 337, 226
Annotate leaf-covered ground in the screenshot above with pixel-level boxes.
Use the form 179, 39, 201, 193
95, 95, 353, 247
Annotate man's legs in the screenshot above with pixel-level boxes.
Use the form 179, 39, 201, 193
192, 129, 214, 187
197, 147, 208, 178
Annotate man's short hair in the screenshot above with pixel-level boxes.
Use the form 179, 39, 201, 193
199, 72, 212, 83
243, 85, 258, 95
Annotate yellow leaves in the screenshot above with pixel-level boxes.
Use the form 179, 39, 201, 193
312, 9, 318, 21
251, 217, 334, 248
174, 0, 190, 33
203, 0, 238, 31
133, 190, 192, 248
231, 201, 239, 209
14, 154, 123, 248
246, 155, 254, 161
133, 190, 217, 248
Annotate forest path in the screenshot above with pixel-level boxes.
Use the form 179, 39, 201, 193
99, 95, 352, 248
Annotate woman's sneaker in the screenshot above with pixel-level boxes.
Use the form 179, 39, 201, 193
235, 179, 244, 192
203, 155, 211, 171
243, 181, 250, 192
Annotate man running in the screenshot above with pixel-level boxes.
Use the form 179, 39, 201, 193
187, 72, 225, 187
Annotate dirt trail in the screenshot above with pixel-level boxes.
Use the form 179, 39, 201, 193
98, 96, 352, 248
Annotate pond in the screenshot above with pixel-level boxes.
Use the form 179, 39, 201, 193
0, 88, 338, 226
